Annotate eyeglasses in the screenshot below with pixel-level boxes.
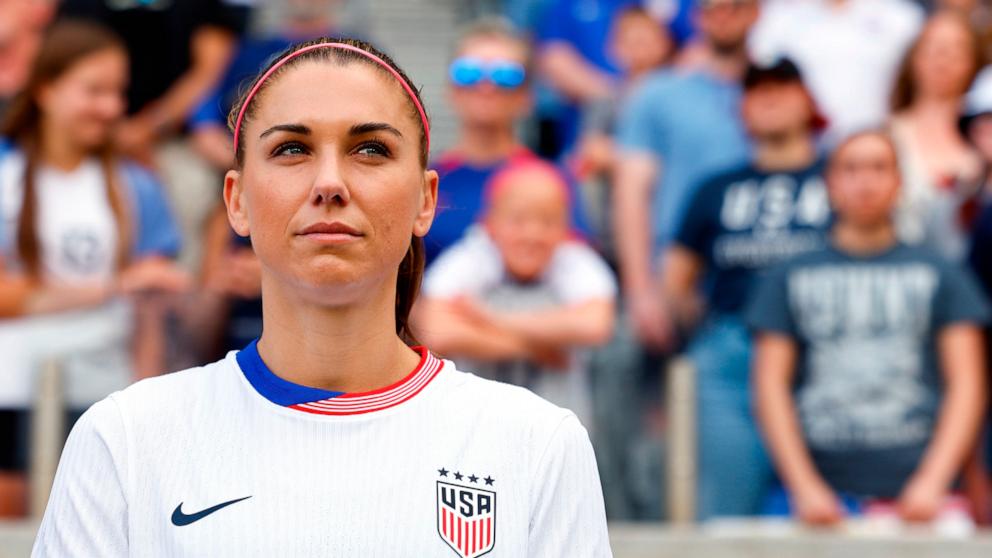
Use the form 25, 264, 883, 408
449, 57, 527, 90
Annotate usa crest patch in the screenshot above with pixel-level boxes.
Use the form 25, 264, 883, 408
436, 470, 496, 558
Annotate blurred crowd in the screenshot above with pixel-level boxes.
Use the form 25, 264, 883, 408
4, 0, 992, 532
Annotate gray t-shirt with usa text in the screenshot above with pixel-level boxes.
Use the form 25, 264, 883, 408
746, 242, 990, 498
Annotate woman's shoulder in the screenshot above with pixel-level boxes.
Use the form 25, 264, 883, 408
440, 363, 579, 430
101, 356, 240, 420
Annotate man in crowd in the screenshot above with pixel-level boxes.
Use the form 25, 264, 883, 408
662, 57, 832, 518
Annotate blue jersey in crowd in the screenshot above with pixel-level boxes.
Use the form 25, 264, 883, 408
746, 242, 991, 499
536, 0, 640, 154
617, 68, 751, 253
427, 149, 590, 264
674, 159, 830, 316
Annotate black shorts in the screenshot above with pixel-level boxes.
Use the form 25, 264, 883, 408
0, 408, 88, 473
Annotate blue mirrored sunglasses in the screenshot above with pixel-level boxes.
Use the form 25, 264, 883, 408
449, 57, 527, 90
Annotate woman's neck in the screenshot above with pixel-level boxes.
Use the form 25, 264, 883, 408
456, 123, 519, 166
39, 118, 86, 171
256, 272, 421, 394
906, 95, 962, 124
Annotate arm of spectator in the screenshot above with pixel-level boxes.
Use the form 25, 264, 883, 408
481, 298, 615, 348
753, 332, 845, 526
613, 151, 671, 349
538, 41, 615, 103
899, 323, 987, 522
0, 261, 112, 318
660, 245, 704, 329
415, 297, 534, 361
117, 25, 236, 160
191, 124, 235, 170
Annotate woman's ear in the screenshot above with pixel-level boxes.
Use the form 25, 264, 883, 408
224, 169, 251, 237
413, 169, 438, 238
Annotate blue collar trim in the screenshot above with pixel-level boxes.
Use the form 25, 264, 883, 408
236, 339, 345, 406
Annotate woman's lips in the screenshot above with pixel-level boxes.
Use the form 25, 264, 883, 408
297, 222, 364, 244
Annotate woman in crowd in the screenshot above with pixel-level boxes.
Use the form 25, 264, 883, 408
889, 10, 985, 258
751, 130, 988, 526
0, 21, 186, 517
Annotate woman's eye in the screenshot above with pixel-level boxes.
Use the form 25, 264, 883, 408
272, 142, 308, 157
355, 141, 390, 158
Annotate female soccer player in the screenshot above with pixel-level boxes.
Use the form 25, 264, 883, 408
33, 38, 611, 557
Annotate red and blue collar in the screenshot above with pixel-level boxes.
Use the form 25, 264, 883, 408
236, 339, 444, 416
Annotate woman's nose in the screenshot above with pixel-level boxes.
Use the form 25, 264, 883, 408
310, 155, 350, 207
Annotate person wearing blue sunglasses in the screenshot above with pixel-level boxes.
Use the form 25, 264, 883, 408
448, 56, 528, 90
424, 19, 591, 268
424, 20, 536, 266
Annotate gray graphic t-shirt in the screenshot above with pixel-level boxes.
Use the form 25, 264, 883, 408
747, 243, 990, 498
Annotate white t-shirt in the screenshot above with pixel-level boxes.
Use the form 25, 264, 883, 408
33, 344, 612, 557
0, 152, 130, 409
750, 0, 923, 143
422, 226, 617, 431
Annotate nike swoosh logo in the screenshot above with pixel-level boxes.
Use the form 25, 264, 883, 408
171, 495, 252, 526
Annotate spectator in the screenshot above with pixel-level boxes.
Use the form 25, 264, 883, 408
417, 159, 616, 430
59, 0, 250, 271
0, 21, 186, 518
534, 0, 640, 156
662, 58, 831, 518
750, 0, 924, 143
750, 130, 989, 526
573, 5, 673, 259
0, 0, 54, 119
602, 0, 756, 520
963, 66, 992, 522
966, 67, 992, 294
427, 19, 586, 264
614, 0, 756, 352
889, 11, 985, 259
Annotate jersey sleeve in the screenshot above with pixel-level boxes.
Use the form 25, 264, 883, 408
33, 397, 129, 557
528, 414, 612, 557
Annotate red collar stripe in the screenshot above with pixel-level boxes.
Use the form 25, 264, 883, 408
289, 349, 443, 416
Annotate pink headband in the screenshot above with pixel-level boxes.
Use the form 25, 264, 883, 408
232, 42, 430, 156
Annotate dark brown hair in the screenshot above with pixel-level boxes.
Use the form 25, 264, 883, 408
891, 11, 985, 113
0, 20, 129, 277
227, 37, 430, 345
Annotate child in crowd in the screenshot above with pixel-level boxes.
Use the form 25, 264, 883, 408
417, 159, 616, 429
0, 21, 186, 517
750, 130, 989, 526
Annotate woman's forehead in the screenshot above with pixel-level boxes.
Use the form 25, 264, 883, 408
249, 61, 414, 134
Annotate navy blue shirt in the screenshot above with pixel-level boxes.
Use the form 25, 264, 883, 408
747, 243, 991, 498
674, 160, 830, 315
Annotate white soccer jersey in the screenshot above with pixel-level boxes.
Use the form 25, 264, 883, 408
33, 342, 612, 557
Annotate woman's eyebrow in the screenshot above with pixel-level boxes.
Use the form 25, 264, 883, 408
259, 123, 311, 139
349, 122, 403, 138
